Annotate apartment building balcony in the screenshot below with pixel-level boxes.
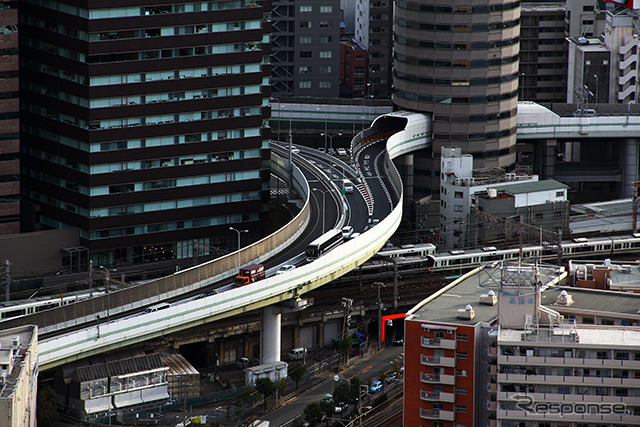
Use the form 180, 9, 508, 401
420, 390, 456, 403
421, 354, 456, 367
421, 336, 457, 350
420, 372, 456, 385
498, 373, 640, 387
498, 391, 640, 406
497, 409, 640, 425
498, 354, 640, 369
488, 382, 497, 393
488, 346, 497, 358
420, 408, 455, 421
488, 364, 498, 375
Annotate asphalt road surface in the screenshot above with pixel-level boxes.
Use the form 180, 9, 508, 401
262, 345, 405, 426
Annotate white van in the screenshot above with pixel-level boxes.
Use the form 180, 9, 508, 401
144, 302, 171, 313
342, 179, 354, 194
289, 347, 307, 360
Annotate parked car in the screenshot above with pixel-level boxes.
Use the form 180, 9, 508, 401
336, 148, 347, 157
392, 336, 404, 346
370, 379, 383, 393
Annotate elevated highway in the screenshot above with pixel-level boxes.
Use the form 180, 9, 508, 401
9, 111, 433, 371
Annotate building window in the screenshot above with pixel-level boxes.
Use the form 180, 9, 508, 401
300, 5, 312, 12
299, 81, 311, 89
320, 5, 332, 13
454, 191, 463, 198
320, 36, 332, 43
455, 387, 467, 395
300, 21, 312, 28
455, 406, 467, 413
555, 191, 563, 197
300, 51, 312, 58
455, 369, 467, 377
319, 81, 331, 88
454, 205, 463, 212
615, 352, 630, 360
457, 334, 468, 342
299, 36, 312, 44
319, 65, 332, 73
299, 66, 311, 74
319, 51, 332, 59
456, 352, 467, 359
319, 21, 331, 28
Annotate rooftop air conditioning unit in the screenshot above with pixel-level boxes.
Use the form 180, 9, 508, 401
479, 290, 497, 306
556, 290, 574, 306
456, 304, 475, 320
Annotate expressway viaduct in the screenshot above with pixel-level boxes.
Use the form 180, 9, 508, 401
1, 111, 432, 373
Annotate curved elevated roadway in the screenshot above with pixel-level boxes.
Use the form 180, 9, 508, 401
34, 111, 432, 371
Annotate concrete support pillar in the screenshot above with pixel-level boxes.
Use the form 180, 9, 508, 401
261, 305, 281, 364
623, 138, 639, 198
396, 154, 414, 217
541, 139, 557, 180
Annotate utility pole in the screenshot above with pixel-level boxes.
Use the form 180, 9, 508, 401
89, 260, 93, 292
373, 282, 385, 350
341, 298, 353, 367
4, 259, 10, 302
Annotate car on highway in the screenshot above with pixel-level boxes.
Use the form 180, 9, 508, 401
370, 379, 383, 393
341, 226, 354, 239
336, 147, 347, 157
276, 264, 296, 275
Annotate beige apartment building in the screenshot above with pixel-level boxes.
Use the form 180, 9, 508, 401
0, 325, 38, 427
405, 260, 640, 427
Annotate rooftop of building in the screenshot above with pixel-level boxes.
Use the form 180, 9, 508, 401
490, 179, 569, 194
569, 198, 634, 235
0, 325, 37, 399
499, 324, 640, 348
541, 285, 640, 317
407, 264, 564, 326
567, 36, 609, 52
569, 259, 640, 291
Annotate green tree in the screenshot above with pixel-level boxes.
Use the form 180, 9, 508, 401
292, 417, 306, 427
255, 377, 276, 411
379, 370, 388, 391
277, 377, 288, 402
333, 382, 351, 405
288, 362, 306, 391
37, 385, 59, 427
320, 397, 335, 415
339, 334, 354, 366
304, 401, 323, 425
393, 360, 402, 377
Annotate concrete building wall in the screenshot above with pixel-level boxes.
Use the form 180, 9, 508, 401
393, 0, 520, 196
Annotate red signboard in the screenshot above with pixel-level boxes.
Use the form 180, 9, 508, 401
604, 0, 635, 9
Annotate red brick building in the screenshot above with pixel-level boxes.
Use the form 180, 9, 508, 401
404, 275, 498, 426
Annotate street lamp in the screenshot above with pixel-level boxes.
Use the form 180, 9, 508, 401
229, 227, 248, 273
312, 188, 329, 233
593, 74, 599, 106
321, 132, 342, 154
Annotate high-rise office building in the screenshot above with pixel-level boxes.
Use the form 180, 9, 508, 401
520, 2, 567, 103
0, 0, 19, 236
271, 0, 341, 97
354, 0, 393, 99
19, 0, 272, 265
392, 0, 520, 196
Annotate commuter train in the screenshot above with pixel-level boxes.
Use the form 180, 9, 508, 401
0, 289, 106, 320
426, 234, 640, 271
368, 234, 640, 273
